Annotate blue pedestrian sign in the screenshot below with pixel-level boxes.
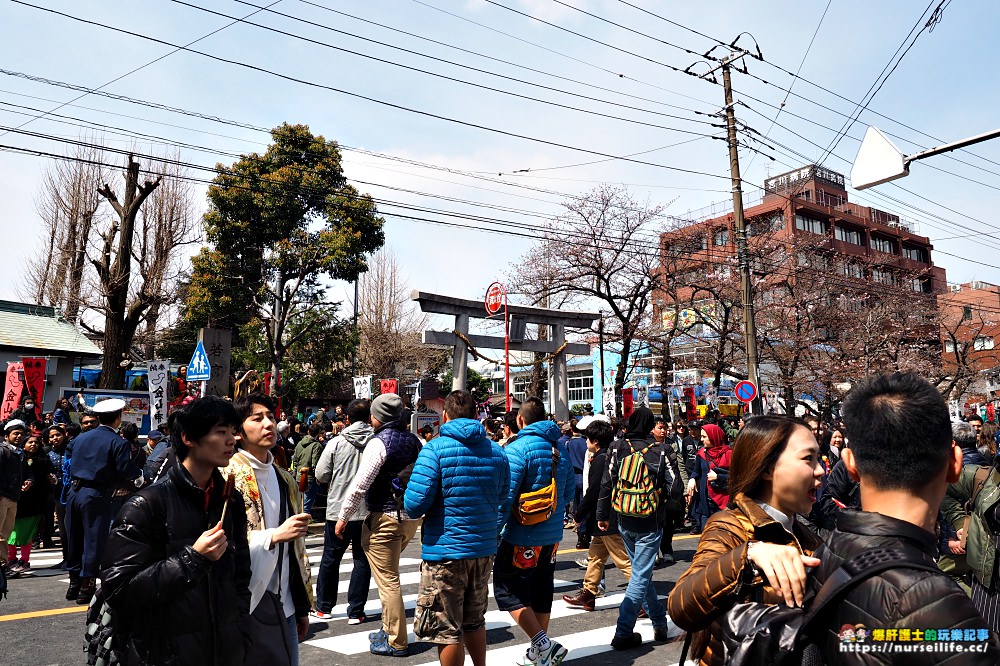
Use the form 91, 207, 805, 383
734, 380, 758, 403
187, 340, 212, 382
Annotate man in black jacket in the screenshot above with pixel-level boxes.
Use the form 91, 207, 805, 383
102, 397, 251, 666
563, 416, 632, 611
810, 372, 999, 663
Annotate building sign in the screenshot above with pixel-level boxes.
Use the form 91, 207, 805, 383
147, 360, 169, 424
765, 165, 845, 192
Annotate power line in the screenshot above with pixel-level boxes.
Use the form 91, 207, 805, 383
10, 1, 733, 182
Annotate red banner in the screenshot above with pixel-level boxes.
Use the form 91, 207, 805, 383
622, 388, 635, 419
21, 358, 46, 421
1, 362, 24, 420
380, 379, 399, 396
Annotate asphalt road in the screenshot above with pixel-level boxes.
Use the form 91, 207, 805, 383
0, 526, 699, 665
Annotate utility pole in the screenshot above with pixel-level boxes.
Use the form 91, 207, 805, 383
721, 58, 761, 415
691, 50, 762, 414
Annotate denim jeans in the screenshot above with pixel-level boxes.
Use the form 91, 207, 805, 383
303, 481, 321, 515
316, 520, 372, 616
617, 526, 669, 637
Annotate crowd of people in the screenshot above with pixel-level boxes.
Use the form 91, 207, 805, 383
2, 372, 1000, 665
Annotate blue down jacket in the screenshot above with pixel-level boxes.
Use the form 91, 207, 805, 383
499, 419, 576, 547
404, 418, 510, 561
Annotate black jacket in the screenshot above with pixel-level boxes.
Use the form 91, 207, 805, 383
576, 447, 618, 536
809, 510, 999, 664
0, 441, 21, 501
102, 464, 252, 666
17, 451, 55, 517
812, 458, 860, 532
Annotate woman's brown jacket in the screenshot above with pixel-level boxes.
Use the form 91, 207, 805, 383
667, 493, 822, 665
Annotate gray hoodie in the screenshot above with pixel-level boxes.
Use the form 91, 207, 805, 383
315, 421, 374, 522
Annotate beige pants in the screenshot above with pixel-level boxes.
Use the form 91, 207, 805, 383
0, 496, 16, 565
582, 533, 632, 595
363, 511, 421, 650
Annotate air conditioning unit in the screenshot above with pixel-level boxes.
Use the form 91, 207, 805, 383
949, 284, 962, 293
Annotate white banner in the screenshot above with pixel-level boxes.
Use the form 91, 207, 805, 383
353, 375, 372, 400
147, 360, 170, 424
636, 385, 649, 408
602, 385, 616, 417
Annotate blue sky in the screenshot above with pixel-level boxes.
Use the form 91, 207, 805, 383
1, 0, 997, 322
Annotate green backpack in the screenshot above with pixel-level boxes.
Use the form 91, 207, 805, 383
611, 439, 660, 518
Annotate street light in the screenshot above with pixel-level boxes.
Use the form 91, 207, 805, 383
852, 126, 1000, 190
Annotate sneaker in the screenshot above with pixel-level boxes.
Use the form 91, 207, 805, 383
538, 640, 568, 666
515, 648, 538, 666
309, 609, 333, 620
611, 632, 643, 650
369, 628, 388, 642
369, 635, 409, 657
597, 580, 606, 597
655, 554, 675, 568
575, 557, 590, 569
347, 615, 366, 625
9, 560, 27, 573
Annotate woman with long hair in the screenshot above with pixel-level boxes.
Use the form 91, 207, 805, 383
668, 415, 825, 665
6, 433, 56, 575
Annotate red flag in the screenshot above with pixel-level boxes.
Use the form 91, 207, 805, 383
21, 358, 47, 421
622, 388, 635, 419
1, 362, 24, 420
380, 379, 398, 395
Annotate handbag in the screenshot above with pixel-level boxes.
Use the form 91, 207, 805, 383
514, 445, 559, 526
718, 547, 941, 666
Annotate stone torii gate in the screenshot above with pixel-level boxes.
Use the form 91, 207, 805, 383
412, 290, 600, 420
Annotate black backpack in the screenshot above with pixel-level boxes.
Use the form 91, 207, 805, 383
681, 547, 942, 666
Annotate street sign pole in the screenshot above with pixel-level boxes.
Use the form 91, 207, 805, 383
485, 282, 510, 412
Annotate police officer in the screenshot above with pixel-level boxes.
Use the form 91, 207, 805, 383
64, 398, 141, 604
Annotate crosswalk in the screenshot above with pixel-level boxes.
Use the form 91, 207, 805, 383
299, 534, 685, 664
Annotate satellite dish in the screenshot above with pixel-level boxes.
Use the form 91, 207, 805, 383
851, 127, 908, 190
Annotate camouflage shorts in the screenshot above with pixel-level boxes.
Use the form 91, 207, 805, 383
413, 556, 494, 644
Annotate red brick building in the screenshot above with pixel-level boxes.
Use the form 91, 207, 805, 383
939, 281, 1000, 375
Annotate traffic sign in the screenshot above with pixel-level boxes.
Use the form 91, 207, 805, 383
187, 340, 212, 381
485, 282, 506, 316
734, 380, 758, 403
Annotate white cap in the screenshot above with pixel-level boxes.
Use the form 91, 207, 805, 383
93, 398, 127, 414
575, 414, 610, 431
3, 419, 25, 432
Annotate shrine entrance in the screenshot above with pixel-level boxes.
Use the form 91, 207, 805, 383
412, 290, 599, 419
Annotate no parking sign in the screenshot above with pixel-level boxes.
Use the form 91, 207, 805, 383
734, 380, 758, 404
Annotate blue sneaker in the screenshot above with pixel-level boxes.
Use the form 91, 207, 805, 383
369, 628, 388, 642
370, 635, 409, 657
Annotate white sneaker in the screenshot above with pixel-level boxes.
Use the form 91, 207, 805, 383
515, 647, 538, 666
538, 640, 568, 666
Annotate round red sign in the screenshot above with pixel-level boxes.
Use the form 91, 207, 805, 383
485, 282, 505, 315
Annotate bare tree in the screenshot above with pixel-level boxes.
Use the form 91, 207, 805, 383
22, 145, 199, 388
24, 144, 107, 324
513, 185, 665, 399
356, 248, 446, 381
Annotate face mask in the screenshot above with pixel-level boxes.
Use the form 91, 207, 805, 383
25, 404, 34, 409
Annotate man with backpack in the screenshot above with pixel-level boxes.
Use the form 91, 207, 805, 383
403, 390, 509, 666
810, 373, 998, 662
597, 406, 673, 650
496, 397, 575, 666
335, 393, 421, 657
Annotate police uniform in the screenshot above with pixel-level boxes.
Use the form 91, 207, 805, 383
64, 399, 140, 603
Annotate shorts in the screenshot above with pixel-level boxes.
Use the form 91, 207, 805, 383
492, 540, 558, 613
414, 556, 494, 644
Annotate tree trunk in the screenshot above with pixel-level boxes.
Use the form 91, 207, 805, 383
782, 383, 796, 416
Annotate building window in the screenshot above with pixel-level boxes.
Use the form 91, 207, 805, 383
795, 214, 826, 235
839, 262, 865, 278
910, 278, 930, 293
834, 225, 863, 245
974, 336, 995, 351
567, 368, 594, 403
872, 268, 895, 285
945, 340, 956, 353
713, 228, 729, 246
870, 236, 896, 254
964, 306, 973, 321
903, 245, 927, 263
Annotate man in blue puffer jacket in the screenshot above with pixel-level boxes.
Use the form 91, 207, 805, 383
496, 396, 576, 666
404, 390, 509, 666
